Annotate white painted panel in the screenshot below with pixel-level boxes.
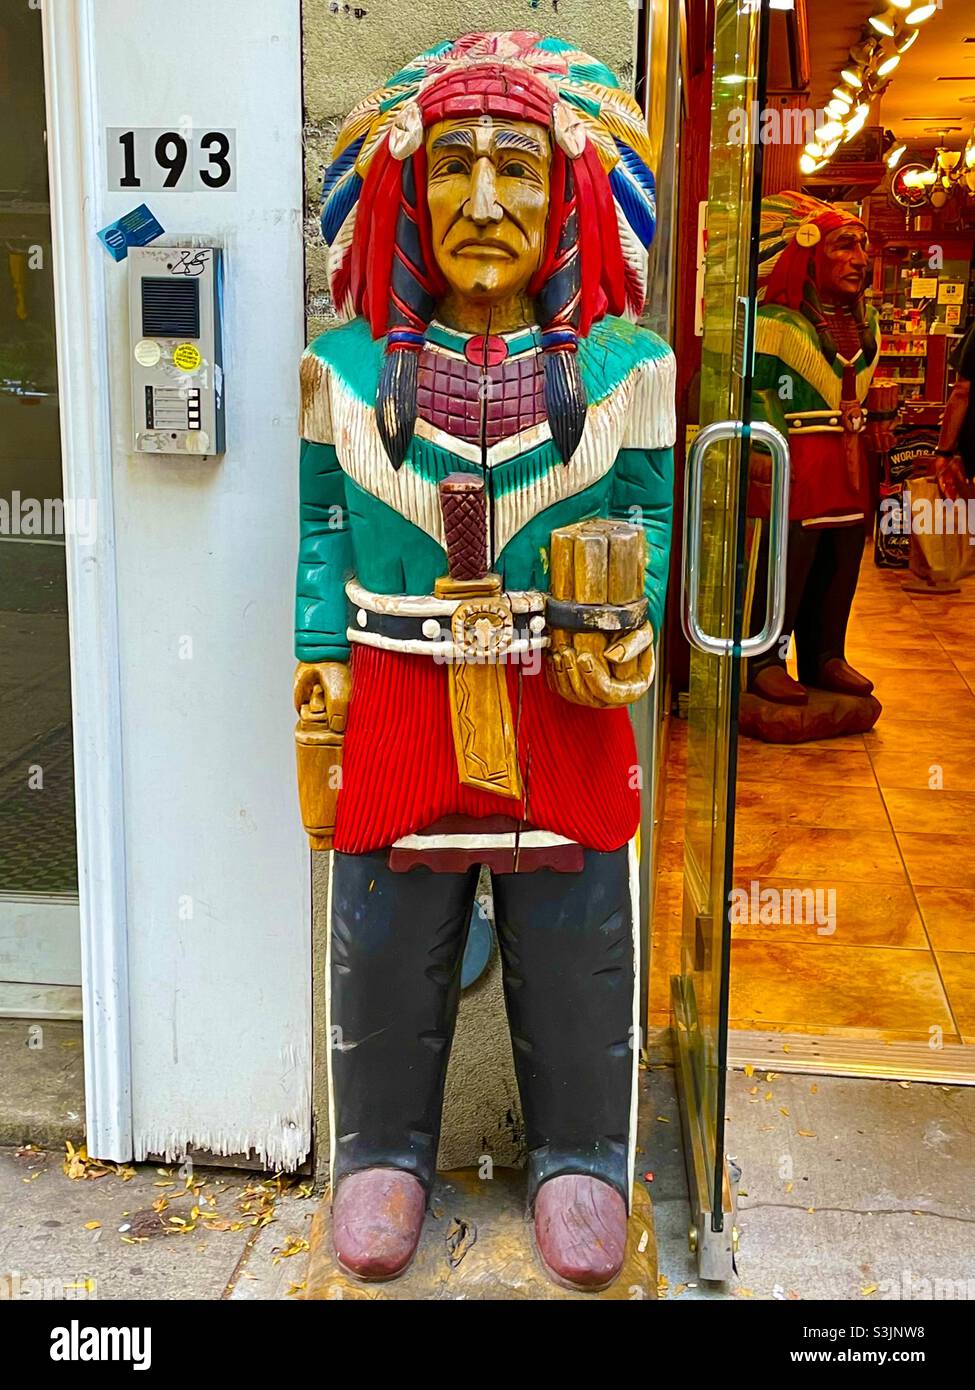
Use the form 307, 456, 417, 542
0, 897, 80, 986
89, 0, 309, 1166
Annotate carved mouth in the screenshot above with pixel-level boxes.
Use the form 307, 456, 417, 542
452, 238, 517, 259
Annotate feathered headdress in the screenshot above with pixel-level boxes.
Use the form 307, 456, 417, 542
319, 31, 658, 468
757, 190, 867, 311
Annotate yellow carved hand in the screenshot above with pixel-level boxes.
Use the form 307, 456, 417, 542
293, 661, 351, 733
547, 622, 655, 709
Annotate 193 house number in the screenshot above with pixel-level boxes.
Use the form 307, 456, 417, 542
107, 128, 237, 192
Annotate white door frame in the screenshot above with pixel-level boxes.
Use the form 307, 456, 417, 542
41, 0, 132, 1162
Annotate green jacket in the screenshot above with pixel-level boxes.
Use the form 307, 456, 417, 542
751, 303, 881, 437
295, 315, 676, 664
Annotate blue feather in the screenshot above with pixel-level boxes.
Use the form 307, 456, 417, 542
609, 164, 656, 249
321, 170, 363, 246
321, 134, 365, 201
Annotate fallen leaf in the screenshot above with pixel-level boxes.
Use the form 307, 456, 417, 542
785, 1182, 794, 1194
797, 1129, 816, 1138
779, 1107, 790, 1117
272, 1235, 310, 1265
861, 1284, 878, 1296
83, 1221, 101, 1231
446, 1217, 477, 1268
744, 1064, 755, 1077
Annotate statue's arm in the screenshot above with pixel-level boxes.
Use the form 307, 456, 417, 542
608, 444, 674, 639
293, 438, 354, 733
295, 438, 353, 666
748, 353, 790, 498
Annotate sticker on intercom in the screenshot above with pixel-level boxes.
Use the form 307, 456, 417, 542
134, 339, 162, 367
173, 343, 202, 372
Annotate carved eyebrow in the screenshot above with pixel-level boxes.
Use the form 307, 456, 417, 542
430, 129, 475, 150
429, 128, 544, 155
493, 130, 544, 155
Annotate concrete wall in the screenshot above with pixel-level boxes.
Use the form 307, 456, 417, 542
301, 1, 641, 1180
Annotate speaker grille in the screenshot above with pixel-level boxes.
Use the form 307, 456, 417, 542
141, 277, 201, 338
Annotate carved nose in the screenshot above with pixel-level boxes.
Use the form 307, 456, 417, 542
466, 157, 503, 225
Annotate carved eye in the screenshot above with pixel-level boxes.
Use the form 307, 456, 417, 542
444, 159, 467, 175
503, 161, 529, 178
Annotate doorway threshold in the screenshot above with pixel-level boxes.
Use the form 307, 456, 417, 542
0, 981, 82, 1020
726, 1029, 975, 1086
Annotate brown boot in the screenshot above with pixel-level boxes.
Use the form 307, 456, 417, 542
818, 657, 874, 697
331, 1168, 425, 1280
533, 1174, 627, 1291
750, 666, 808, 706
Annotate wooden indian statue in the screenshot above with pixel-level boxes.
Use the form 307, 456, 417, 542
743, 191, 895, 742
292, 31, 675, 1291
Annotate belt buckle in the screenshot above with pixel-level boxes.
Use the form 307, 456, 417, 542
451, 595, 514, 663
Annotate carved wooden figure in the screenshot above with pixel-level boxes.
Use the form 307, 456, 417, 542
293, 31, 675, 1291
743, 191, 893, 742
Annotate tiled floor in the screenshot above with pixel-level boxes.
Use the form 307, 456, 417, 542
650, 549, 975, 1048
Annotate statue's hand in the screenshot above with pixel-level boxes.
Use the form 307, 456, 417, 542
293, 661, 351, 733
934, 454, 970, 503
548, 622, 655, 709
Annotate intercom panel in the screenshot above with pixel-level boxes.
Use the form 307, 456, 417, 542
128, 246, 225, 455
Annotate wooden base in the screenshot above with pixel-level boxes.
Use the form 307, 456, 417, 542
739, 687, 882, 743
303, 1169, 657, 1300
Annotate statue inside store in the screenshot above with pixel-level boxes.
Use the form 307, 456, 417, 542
292, 32, 675, 1290
742, 191, 894, 743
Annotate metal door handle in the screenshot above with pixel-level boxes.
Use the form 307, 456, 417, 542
681, 418, 790, 656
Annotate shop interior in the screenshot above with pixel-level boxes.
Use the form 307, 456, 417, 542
651, 0, 975, 1079
0, 5, 79, 1025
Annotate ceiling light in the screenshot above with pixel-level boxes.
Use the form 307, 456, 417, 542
799, 153, 823, 174
815, 120, 845, 143
886, 142, 907, 168
827, 98, 852, 117
905, 3, 937, 23
876, 53, 902, 77
868, 10, 898, 37
897, 28, 920, 53
841, 67, 865, 89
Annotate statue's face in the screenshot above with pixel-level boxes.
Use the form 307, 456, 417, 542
424, 116, 551, 305
818, 223, 869, 303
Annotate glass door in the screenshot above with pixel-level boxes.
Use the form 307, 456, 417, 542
0, 5, 80, 1017
673, 0, 788, 1281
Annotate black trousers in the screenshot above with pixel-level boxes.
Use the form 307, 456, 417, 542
327, 846, 636, 1208
747, 519, 865, 686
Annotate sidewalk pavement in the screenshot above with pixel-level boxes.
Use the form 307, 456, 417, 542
1, 1066, 973, 1300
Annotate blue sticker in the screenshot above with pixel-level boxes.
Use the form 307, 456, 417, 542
97, 203, 165, 262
